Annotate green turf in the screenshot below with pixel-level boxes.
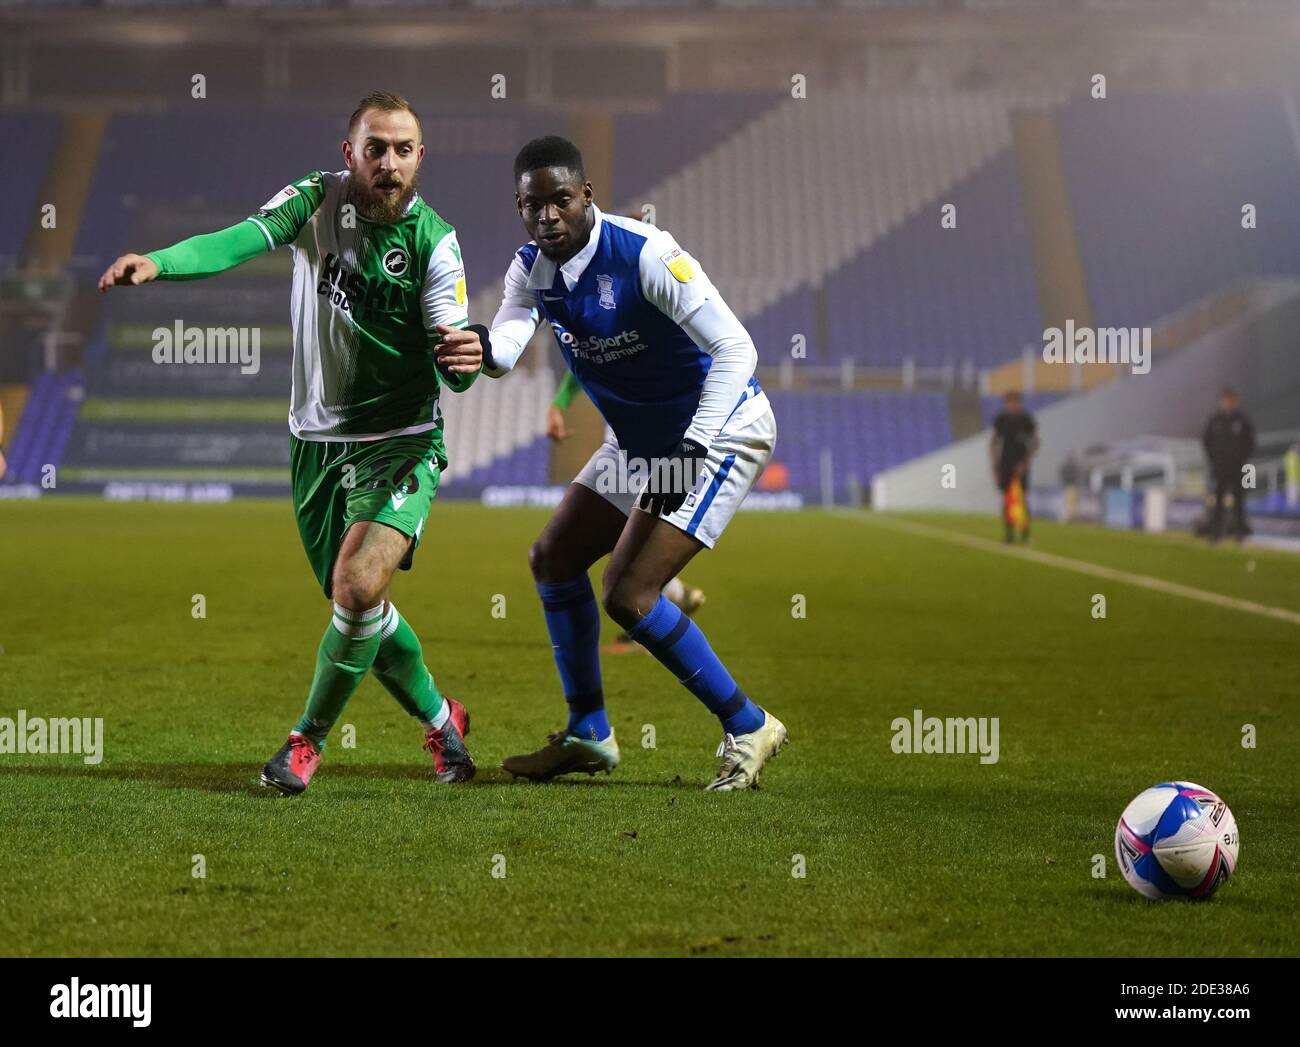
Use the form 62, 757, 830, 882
891, 510, 1300, 614
1, 501, 1296, 957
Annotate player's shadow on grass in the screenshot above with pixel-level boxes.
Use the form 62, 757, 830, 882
485, 770, 702, 791
0, 761, 484, 796
1078, 883, 1255, 910
0, 762, 281, 796
0, 762, 697, 796
0, 762, 267, 796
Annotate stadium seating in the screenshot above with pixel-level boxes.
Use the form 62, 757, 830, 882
440, 368, 557, 487
17, 90, 1300, 503
614, 91, 1030, 319
764, 388, 952, 499
5, 369, 83, 484
822, 148, 1041, 367
0, 114, 60, 272
70, 107, 567, 281
1056, 92, 1300, 329
613, 92, 783, 209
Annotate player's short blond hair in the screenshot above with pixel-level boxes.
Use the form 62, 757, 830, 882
348, 91, 422, 141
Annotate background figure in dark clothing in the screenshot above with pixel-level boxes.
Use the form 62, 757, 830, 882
1202, 387, 1256, 542
990, 390, 1039, 543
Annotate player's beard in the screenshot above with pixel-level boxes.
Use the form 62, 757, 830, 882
348, 172, 418, 224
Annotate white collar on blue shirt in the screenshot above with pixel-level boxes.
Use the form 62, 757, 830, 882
526, 203, 604, 292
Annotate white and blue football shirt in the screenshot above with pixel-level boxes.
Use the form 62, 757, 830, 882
486, 205, 762, 460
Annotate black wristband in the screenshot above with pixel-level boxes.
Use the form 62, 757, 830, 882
468, 324, 494, 371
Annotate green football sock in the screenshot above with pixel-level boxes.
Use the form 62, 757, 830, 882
293, 602, 386, 746
372, 603, 446, 724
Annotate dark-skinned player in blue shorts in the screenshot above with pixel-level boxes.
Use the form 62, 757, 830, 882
478, 136, 787, 792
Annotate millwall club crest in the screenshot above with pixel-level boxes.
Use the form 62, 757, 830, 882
382, 248, 409, 278
596, 274, 616, 310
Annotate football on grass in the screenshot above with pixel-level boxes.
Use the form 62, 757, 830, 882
1115, 782, 1239, 900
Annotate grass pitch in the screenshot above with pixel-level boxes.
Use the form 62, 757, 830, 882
1, 500, 1297, 956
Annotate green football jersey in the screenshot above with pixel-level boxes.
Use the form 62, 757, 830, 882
246, 170, 471, 440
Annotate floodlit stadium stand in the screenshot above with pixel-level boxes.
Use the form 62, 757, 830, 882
7, 85, 1300, 502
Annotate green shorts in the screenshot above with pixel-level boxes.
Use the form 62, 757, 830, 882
290, 429, 445, 598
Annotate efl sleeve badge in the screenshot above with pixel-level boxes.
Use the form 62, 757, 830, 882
660, 248, 696, 283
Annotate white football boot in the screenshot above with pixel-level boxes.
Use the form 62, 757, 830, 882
502, 726, 621, 781
705, 710, 788, 792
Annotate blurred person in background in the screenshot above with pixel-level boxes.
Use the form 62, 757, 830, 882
1284, 440, 1299, 511
990, 390, 1038, 543
1202, 387, 1255, 542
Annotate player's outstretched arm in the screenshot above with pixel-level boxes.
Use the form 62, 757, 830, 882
98, 174, 324, 294
98, 221, 271, 295
97, 253, 159, 292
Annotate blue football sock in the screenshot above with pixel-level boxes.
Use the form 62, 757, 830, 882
627, 594, 765, 736
537, 575, 610, 741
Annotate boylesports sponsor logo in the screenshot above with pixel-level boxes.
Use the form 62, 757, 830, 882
551, 323, 647, 364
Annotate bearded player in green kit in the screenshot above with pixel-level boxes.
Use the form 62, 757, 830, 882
98, 92, 485, 792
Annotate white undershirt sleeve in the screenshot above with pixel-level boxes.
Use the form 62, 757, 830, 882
484, 253, 541, 378
421, 230, 470, 335
678, 298, 758, 448
639, 231, 757, 448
